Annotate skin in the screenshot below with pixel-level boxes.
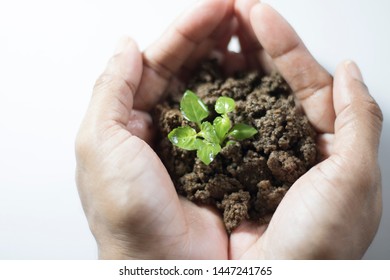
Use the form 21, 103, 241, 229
75, 0, 383, 259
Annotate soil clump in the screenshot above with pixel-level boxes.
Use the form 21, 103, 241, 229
154, 60, 317, 233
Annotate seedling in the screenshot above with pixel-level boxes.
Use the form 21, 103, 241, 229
168, 90, 257, 165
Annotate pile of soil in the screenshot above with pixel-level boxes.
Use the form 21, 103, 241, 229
154, 60, 317, 233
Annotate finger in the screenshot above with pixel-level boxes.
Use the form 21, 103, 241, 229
333, 61, 383, 164
76, 38, 142, 164
234, 0, 264, 70
180, 15, 237, 74
222, 51, 247, 76
329, 60, 382, 255
89, 37, 142, 127
316, 133, 334, 161
215, 17, 238, 51
250, 3, 334, 133
126, 110, 154, 145
135, 0, 234, 111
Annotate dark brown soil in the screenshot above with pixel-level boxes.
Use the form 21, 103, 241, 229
153, 60, 317, 233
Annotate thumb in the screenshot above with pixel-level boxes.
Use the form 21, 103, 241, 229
76, 37, 143, 163
333, 61, 383, 166
90, 37, 142, 127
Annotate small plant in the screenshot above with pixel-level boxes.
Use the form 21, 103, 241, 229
168, 90, 257, 165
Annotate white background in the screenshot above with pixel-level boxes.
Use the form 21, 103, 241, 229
0, 0, 389, 259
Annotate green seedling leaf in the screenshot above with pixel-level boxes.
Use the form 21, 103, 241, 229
196, 141, 221, 165
213, 115, 231, 142
168, 126, 200, 150
180, 90, 209, 125
215, 96, 235, 114
228, 123, 258, 141
199, 121, 219, 144
169, 89, 259, 165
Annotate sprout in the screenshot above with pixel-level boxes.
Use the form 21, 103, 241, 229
168, 90, 257, 165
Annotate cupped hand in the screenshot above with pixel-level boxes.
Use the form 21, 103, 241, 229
76, 0, 236, 259
75, 0, 383, 259
229, 1, 383, 259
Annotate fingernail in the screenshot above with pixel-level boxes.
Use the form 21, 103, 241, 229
346, 60, 363, 82
114, 37, 130, 55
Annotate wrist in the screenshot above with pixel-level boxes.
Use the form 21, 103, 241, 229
98, 243, 137, 260
94, 233, 137, 260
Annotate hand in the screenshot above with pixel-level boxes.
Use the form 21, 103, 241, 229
75, 0, 383, 259
229, 1, 383, 259
75, 0, 236, 259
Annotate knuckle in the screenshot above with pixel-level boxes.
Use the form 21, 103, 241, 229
349, 81, 383, 130
353, 85, 384, 132
93, 73, 126, 94
143, 54, 173, 80
364, 97, 384, 126
292, 64, 333, 102
93, 72, 137, 97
